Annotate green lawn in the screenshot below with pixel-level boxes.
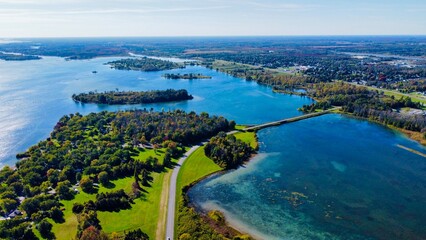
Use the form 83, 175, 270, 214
234, 131, 258, 149
133, 148, 166, 164
52, 185, 97, 239
351, 83, 426, 107
52, 174, 166, 239
98, 173, 165, 237
235, 125, 247, 130
176, 146, 221, 199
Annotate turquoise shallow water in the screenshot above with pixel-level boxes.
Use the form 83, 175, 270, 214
189, 114, 426, 240
1, 56, 425, 239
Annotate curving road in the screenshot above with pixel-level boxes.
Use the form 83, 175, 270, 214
165, 144, 202, 240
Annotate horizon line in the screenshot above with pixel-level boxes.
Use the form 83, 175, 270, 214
1, 34, 426, 40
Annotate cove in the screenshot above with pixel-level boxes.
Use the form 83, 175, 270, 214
188, 114, 426, 240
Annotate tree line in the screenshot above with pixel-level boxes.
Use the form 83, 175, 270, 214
72, 89, 193, 105
107, 57, 183, 72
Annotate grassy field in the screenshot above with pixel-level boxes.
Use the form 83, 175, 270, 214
51, 174, 168, 239
346, 82, 426, 107
212, 60, 255, 72
176, 146, 221, 199
51, 148, 173, 240
234, 131, 258, 149
376, 88, 426, 105
133, 147, 166, 164
97, 173, 165, 237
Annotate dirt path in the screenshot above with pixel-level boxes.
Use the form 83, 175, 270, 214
156, 171, 172, 240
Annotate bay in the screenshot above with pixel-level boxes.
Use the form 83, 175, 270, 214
0, 56, 312, 167
188, 114, 426, 240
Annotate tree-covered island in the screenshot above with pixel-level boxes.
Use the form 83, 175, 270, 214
163, 73, 212, 80
106, 57, 184, 71
0, 110, 236, 239
0, 52, 41, 61
72, 89, 193, 105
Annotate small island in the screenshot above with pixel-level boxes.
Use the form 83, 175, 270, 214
0, 52, 41, 61
106, 57, 184, 71
163, 73, 212, 80
72, 89, 193, 105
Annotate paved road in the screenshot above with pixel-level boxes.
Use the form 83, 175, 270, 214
165, 144, 202, 240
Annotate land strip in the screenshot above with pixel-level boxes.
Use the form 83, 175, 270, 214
244, 107, 341, 132
397, 144, 426, 158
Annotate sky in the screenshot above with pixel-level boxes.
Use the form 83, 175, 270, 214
0, 0, 425, 38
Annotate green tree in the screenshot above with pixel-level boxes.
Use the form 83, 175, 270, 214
80, 177, 94, 193
50, 206, 64, 223
98, 171, 109, 186
56, 180, 74, 200
37, 219, 53, 239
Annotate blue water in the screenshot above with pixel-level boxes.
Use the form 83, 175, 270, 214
0, 56, 312, 167
1, 56, 425, 239
189, 114, 426, 240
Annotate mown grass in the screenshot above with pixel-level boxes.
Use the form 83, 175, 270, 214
98, 173, 165, 237
361, 85, 426, 107
133, 148, 166, 164
176, 146, 221, 199
51, 185, 97, 239
52, 173, 167, 239
235, 125, 247, 130
234, 131, 258, 149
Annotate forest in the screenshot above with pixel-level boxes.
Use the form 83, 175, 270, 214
107, 57, 183, 72
72, 89, 193, 105
0, 110, 235, 239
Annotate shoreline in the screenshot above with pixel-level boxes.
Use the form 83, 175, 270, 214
336, 110, 426, 147
209, 59, 426, 148
180, 132, 260, 239
180, 111, 426, 240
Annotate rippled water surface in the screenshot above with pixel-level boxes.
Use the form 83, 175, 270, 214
1, 56, 425, 239
189, 114, 426, 240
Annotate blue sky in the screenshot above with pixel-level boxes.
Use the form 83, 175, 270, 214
0, 0, 425, 37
